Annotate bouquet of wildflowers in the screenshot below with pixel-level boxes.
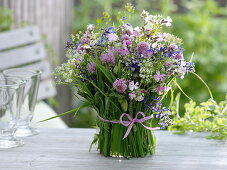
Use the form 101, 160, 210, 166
54, 5, 195, 158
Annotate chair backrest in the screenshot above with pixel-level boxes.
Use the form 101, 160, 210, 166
0, 26, 57, 100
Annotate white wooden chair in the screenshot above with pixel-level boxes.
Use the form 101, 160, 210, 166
0, 26, 67, 128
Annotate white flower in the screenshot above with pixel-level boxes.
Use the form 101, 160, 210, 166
140, 10, 149, 18
129, 81, 139, 91
87, 24, 95, 31
161, 16, 172, 27
165, 16, 172, 27
134, 26, 141, 33
135, 96, 144, 101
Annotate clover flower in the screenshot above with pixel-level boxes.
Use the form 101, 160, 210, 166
137, 42, 150, 56
101, 51, 115, 65
113, 79, 127, 93
117, 48, 129, 56
87, 62, 96, 73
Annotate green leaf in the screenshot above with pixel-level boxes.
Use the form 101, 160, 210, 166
91, 58, 115, 84
40, 102, 92, 122
119, 99, 128, 112
191, 72, 213, 100
174, 79, 193, 101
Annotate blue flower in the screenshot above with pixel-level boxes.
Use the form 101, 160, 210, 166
156, 113, 162, 118
121, 17, 127, 20
129, 59, 140, 71
107, 27, 116, 33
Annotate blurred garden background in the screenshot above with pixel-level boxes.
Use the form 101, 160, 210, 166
0, 0, 227, 129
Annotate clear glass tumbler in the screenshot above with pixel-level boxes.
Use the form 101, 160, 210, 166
0, 78, 25, 148
3, 69, 41, 137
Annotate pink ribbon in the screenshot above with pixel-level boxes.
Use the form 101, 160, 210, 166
98, 112, 160, 139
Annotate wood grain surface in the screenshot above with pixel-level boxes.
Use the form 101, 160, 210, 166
0, 128, 226, 170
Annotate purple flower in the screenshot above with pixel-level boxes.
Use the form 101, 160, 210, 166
113, 79, 127, 93
76, 45, 85, 54
107, 33, 118, 42
101, 51, 115, 65
117, 48, 129, 56
154, 71, 166, 82
156, 86, 171, 95
87, 62, 96, 73
137, 42, 150, 56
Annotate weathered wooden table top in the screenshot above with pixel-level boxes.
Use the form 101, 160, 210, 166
0, 128, 226, 170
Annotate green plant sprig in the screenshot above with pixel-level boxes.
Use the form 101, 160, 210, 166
169, 94, 227, 140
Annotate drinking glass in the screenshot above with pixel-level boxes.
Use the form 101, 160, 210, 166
0, 78, 25, 148
3, 68, 41, 137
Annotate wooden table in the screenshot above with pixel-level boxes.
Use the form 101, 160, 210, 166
0, 128, 226, 170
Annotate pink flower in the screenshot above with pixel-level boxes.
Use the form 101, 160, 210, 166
121, 34, 132, 46
137, 42, 150, 56
156, 86, 171, 95
175, 53, 183, 60
101, 51, 115, 65
122, 24, 133, 35
128, 81, 139, 91
154, 71, 166, 82
113, 79, 127, 93
107, 33, 118, 42
129, 93, 136, 100
87, 62, 96, 73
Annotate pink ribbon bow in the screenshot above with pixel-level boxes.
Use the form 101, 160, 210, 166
98, 112, 160, 139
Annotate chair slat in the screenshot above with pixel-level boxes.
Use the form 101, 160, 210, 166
21, 60, 52, 80
37, 79, 57, 101
0, 26, 40, 51
0, 42, 46, 70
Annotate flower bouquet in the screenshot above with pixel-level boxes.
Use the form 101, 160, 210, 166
54, 5, 195, 158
